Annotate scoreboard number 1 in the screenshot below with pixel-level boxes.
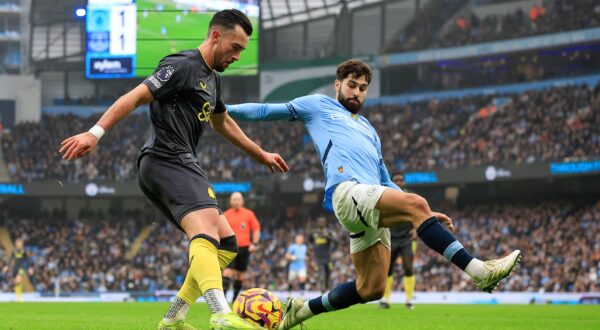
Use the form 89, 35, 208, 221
110, 4, 136, 55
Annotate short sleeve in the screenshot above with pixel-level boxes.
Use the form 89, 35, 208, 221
143, 56, 188, 101
249, 211, 261, 232
213, 75, 226, 114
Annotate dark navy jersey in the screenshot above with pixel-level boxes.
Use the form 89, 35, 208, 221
311, 228, 332, 262
141, 48, 226, 159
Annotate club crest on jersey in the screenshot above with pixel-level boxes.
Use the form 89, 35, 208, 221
338, 166, 344, 173
157, 65, 175, 82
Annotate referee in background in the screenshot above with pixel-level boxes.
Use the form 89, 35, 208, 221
380, 172, 417, 309
222, 192, 261, 303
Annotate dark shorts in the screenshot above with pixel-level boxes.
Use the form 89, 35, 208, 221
138, 153, 219, 231
227, 246, 250, 271
391, 238, 414, 259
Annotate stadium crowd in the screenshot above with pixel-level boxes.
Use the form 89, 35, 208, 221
293, 83, 600, 173
384, 0, 600, 53
2, 199, 598, 294
1, 112, 304, 183
2, 82, 599, 181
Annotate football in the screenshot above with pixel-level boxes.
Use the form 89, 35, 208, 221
233, 288, 283, 329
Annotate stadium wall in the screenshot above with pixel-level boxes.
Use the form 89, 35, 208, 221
0, 75, 41, 123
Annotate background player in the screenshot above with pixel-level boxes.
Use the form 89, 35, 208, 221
222, 192, 261, 303
286, 234, 308, 298
227, 59, 521, 330
380, 172, 417, 309
59, 9, 287, 330
310, 217, 333, 293
11, 239, 28, 303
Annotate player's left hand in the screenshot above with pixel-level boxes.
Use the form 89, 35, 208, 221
259, 151, 289, 173
432, 211, 454, 232
249, 243, 257, 253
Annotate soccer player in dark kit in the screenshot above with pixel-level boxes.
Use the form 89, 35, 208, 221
59, 9, 287, 330
380, 172, 417, 309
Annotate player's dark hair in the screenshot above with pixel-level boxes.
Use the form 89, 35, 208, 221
392, 172, 405, 178
209, 9, 253, 36
336, 59, 372, 84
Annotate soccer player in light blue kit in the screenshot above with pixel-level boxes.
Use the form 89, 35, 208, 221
285, 234, 309, 297
227, 60, 522, 329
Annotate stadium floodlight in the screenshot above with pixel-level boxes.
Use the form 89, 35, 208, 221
75, 8, 86, 17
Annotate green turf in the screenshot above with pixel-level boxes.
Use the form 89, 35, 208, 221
0, 303, 598, 329
135, 0, 258, 77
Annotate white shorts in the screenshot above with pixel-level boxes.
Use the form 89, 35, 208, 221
332, 181, 391, 253
288, 268, 307, 281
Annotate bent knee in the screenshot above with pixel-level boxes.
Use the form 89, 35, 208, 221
359, 285, 386, 302
357, 281, 386, 302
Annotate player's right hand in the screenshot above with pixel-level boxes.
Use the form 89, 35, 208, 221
258, 151, 289, 173
59, 132, 99, 160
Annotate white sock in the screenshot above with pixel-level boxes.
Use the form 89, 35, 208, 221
162, 297, 190, 324
296, 301, 314, 322
204, 289, 232, 315
465, 258, 485, 280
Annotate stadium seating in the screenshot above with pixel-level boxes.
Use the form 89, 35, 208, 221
3, 199, 598, 293
2, 82, 598, 181
383, 0, 600, 53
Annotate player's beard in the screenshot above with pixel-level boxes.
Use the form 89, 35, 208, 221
337, 87, 363, 114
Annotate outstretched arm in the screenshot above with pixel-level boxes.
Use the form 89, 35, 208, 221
210, 111, 289, 173
59, 83, 154, 160
227, 103, 297, 121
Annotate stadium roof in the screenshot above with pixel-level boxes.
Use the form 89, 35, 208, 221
261, 0, 387, 29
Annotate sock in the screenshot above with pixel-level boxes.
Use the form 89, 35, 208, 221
299, 282, 306, 295
204, 288, 232, 315
188, 235, 231, 315
15, 282, 23, 303
404, 275, 415, 302
303, 280, 365, 320
465, 258, 486, 280
162, 297, 191, 324
382, 276, 393, 303
218, 235, 238, 271
233, 280, 243, 302
417, 217, 474, 270
222, 276, 231, 296
176, 270, 202, 307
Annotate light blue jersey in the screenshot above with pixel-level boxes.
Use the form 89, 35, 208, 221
227, 94, 400, 211
287, 243, 307, 271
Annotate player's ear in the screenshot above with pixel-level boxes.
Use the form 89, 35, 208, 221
209, 28, 221, 43
334, 79, 340, 90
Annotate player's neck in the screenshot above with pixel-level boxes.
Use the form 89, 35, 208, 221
198, 43, 214, 70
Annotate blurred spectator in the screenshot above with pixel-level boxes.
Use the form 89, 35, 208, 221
384, 0, 600, 53
2, 83, 599, 181
2, 199, 598, 293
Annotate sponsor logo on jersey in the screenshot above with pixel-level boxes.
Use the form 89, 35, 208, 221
197, 102, 213, 122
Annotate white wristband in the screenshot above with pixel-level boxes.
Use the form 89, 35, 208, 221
88, 125, 105, 141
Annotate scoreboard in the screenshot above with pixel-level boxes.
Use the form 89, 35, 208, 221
86, 0, 259, 79
86, 0, 137, 78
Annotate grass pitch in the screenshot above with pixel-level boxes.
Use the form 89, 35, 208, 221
1, 303, 598, 329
